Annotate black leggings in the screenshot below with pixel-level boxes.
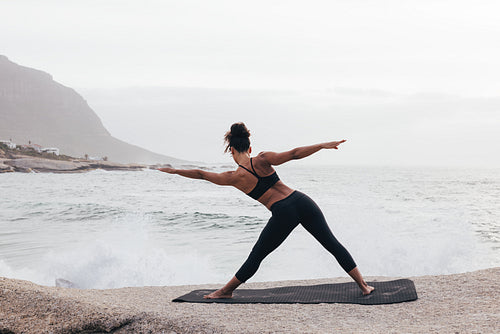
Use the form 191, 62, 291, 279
235, 191, 357, 282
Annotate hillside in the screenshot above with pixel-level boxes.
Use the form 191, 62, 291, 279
0, 55, 182, 164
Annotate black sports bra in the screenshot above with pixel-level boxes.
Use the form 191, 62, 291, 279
239, 158, 280, 200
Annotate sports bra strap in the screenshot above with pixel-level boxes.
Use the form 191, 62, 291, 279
239, 164, 258, 177
250, 158, 258, 176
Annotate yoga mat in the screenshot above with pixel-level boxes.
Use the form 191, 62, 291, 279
172, 279, 417, 305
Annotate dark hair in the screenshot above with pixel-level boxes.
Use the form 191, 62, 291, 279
224, 122, 251, 153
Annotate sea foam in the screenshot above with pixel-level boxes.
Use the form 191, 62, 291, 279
0, 214, 221, 289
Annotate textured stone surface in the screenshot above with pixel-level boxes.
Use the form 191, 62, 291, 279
1, 268, 498, 333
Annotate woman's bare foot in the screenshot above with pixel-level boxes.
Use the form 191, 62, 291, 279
203, 276, 241, 299
203, 288, 233, 299
347, 267, 375, 295
361, 285, 375, 295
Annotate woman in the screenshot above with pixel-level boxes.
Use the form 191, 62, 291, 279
159, 122, 374, 298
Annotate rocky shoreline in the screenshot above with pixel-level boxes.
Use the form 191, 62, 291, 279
0, 268, 498, 333
0, 155, 153, 173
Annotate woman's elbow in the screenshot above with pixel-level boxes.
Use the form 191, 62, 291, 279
197, 170, 207, 180
290, 148, 300, 160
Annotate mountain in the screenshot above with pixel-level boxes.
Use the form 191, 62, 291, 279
0, 55, 182, 164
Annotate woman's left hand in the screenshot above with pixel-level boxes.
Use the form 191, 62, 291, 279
323, 140, 346, 149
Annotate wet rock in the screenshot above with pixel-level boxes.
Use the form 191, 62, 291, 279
0, 161, 14, 173
55, 278, 79, 289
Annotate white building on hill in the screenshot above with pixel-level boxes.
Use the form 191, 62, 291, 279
42, 147, 60, 155
21, 144, 42, 153
0, 139, 16, 149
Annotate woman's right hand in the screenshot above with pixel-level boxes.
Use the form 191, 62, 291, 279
158, 167, 176, 174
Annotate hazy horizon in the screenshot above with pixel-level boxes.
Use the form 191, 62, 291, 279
2, 1, 499, 167
80, 86, 500, 167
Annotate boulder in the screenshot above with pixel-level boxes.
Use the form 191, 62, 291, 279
0, 160, 14, 173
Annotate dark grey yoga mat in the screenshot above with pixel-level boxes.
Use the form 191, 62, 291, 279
172, 279, 418, 305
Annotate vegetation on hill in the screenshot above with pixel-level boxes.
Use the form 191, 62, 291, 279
0, 143, 75, 161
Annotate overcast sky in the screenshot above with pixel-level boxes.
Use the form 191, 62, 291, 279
1, 0, 499, 166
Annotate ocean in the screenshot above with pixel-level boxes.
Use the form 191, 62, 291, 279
1, 165, 499, 289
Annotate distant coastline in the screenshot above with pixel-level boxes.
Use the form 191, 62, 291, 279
0, 142, 167, 173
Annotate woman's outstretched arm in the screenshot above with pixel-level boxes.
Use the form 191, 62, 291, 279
259, 140, 346, 166
158, 167, 236, 186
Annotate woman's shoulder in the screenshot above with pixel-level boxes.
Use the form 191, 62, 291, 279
254, 151, 270, 162
253, 152, 275, 171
